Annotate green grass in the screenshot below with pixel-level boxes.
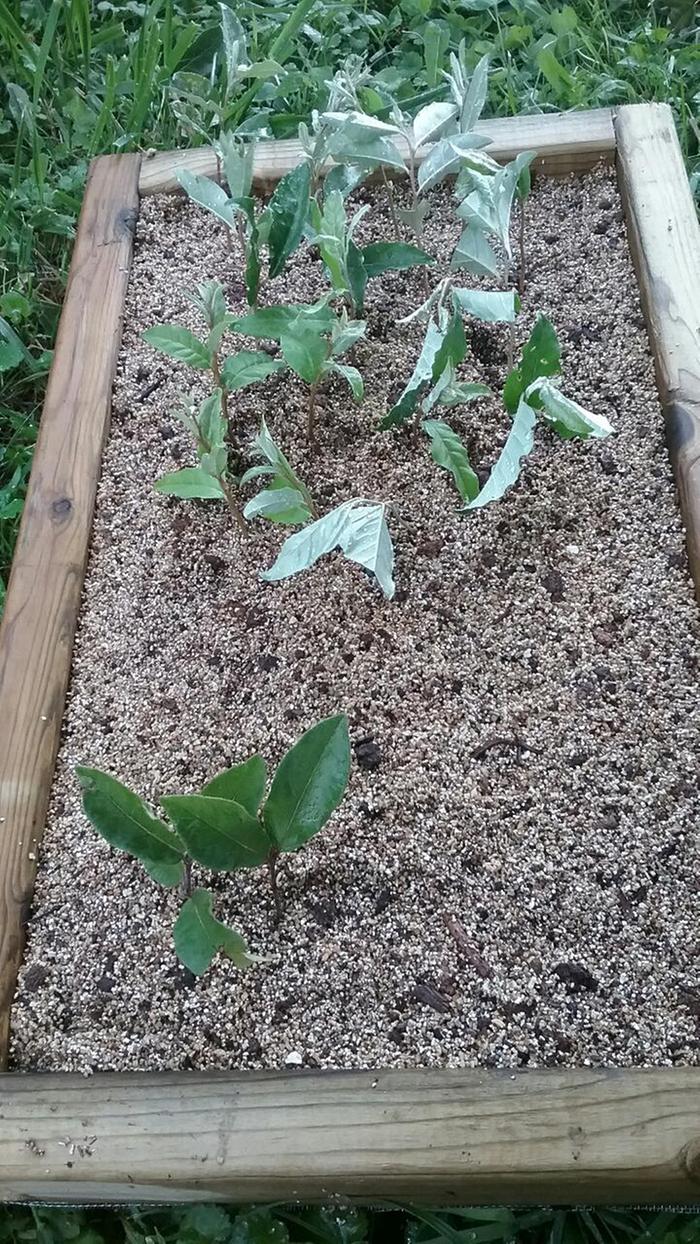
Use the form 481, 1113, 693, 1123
2, 1203, 700, 1244
0, 0, 697, 604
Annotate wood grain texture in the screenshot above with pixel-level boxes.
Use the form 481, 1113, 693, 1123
139, 107, 616, 195
0, 155, 141, 1068
1, 1067, 700, 1204
615, 103, 700, 594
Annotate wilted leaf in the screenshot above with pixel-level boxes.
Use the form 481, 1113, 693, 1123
531, 379, 613, 440
244, 486, 312, 524
330, 362, 364, 402
76, 767, 185, 887
154, 467, 225, 500
450, 224, 501, 277
417, 132, 492, 193
173, 889, 256, 975
264, 715, 351, 852
203, 755, 267, 816
382, 313, 465, 429
160, 794, 270, 871
452, 287, 519, 322
143, 324, 211, 369
423, 419, 479, 500
464, 397, 536, 510
176, 168, 235, 229
262, 499, 395, 599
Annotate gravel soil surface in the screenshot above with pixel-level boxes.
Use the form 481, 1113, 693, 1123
10, 165, 700, 1074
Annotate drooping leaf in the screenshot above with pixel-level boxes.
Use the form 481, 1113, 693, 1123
220, 350, 283, 391
143, 324, 211, 369
263, 715, 351, 852
280, 319, 328, 383
412, 100, 458, 149
246, 415, 308, 494
267, 161, 312, 279
261, 499, 395, 599
530, 379, 613, 440
417, 132, 492, 194
452, 288, 520, 323
450, 224, 501, 277
160, 794, 270, 871
232, 301, 336, 341
464, 397, 537, 511
176, 169, 235, 229
76, 767, 185, 887
503, 314, 561, 413
173, 889, 256, 976
243, 486, 312, 524
423, 419, 479, 501
186, 279, 228, 331
202, 754, 267, 817
382, 314, 465, 430
397, 199, 431, 238
330, 362, 364, 402
154, 468, 225, 500
361, 241, 435, 280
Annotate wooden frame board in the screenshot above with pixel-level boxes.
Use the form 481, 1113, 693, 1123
0, 103, 699, 1206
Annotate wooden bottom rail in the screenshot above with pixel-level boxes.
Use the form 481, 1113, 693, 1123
1, 1068, 700, 1205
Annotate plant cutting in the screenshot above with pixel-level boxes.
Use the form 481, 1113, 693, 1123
242, 416, 316, 525
76, 714, 352, 973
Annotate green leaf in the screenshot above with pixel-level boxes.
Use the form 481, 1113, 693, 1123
231, 1209, 289, 1244
245, 233, 261, 306
0, 335, 24, 373
423, 21, 450, 87
330, 362, 364, 402
154, 468, 225, 500
220, 350, 283, 391
202, 755, 267, 816
503, 314, 561, 413
232, 301, 335, 341
464, 397, 537, 511
261, 499, 395, 599
263, 715, 351, 852
412, 101, 458, 149
452, 288, 519, 322
346, 238, 367, 315
323, 163, 366, 200
160, 794, 270, 871
531, 379, 613, 440
217, 132, 254, 200
280, 320, 328, 383
381, 313, 465, 430
417, 132, 492, 193
460, 53, 490, 132
76, 767, 185, 886
243, 486, 312, 524
247, 415, 310, 498
423, 419, 479, 501
176, 168, 235, 228
267, 161, 312, 279
173, 890, 256, 975
143, 324, 211, 369
450, 224, 501, 277
326, 131, 407, 172
361, 241, 435, 280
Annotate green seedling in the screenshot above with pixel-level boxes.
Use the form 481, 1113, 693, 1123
262, 498, 395, 600
242, 416, 316, 525
232, 300, 366, 443
76, 714, 352, 973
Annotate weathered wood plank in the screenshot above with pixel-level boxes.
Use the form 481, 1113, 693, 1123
139, 107, 616, 195
0, 155, 141, 1068
615, 103, 700, 595
1, 1067, 700, 1204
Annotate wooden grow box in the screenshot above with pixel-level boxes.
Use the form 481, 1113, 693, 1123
1, 102, 699, 1207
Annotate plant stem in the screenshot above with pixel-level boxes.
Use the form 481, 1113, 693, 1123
267, 848, 283, 924
381, 167, 401, 240
307, 380, 319, 444
518, 197, 526, 297
219, 475, 247, 536
180, 858, 193, 899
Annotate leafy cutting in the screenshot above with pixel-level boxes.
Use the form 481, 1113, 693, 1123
242, 416, 316, 525
76, 714, 351, 973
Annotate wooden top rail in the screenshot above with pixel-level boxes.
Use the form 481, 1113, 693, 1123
1, 1067, 700, 1205
139, 107, 616, 195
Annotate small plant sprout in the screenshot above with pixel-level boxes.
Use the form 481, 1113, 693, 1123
242, 416, 316, 525
262, 498, 395, 599
232, 300, 366, 443
452, 150, 536, 289
76, 714, 352, 972
423, 315, 613, 509
309, 189, 434, 316
155, 389, 247, 533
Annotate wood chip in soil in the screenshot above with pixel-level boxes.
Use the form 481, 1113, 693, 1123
10, 167, 700, 1074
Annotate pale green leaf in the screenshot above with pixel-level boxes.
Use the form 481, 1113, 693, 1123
154, 468, 225, 500
261, 499, 395, 599
243, 486, 312, 524
176, 168, 235, 229
217, 131, 254, 200
231, 301, 335, 341
459, 53, 489, 132
464, 397, 536, 511
330, 362, 364, 402
220, 350, 283, 391
263, 715, 351, 852
531, 379, 613, 440
143, 324, 211, 369
280, 320, 328, 383
452, 287, 520, 322
450, 224, 501, 277
417, 132, 492, 193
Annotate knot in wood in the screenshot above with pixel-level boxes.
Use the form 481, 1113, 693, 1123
682, 1138, 700, 1183
51, 497, 72, 520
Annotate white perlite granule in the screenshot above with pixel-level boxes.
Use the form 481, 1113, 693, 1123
10, 168, 700, 1074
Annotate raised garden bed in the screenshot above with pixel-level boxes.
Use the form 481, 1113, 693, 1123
1, 102, 700, 1205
